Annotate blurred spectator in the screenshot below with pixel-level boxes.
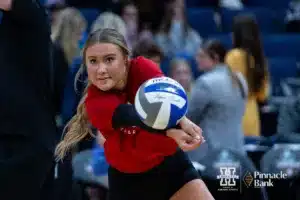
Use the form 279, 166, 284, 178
226, 14, 269, 137
219, 0, 244, 10
119, 1, 153, 47
132, 39, 163, 65
51, 7, 87, 65
154, 0, 203, 57
276, 97, 300, 143
91, 12, 127, 43
285, 0, 300, 32
133, 0, 166, 34
50, 8, 87, 200
187, 40, 247, 161
169, 58, 193, 96
49, 8, 86, 117
46, 3, 66, 24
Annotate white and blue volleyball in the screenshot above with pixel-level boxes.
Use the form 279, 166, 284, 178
134, 77, 188, 130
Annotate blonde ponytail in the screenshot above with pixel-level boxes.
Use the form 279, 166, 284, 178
55, 92, 93, 161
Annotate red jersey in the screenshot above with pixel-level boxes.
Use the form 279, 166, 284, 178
85, 56, 178, 173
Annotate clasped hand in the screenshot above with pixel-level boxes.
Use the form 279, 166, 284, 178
166, 117, 205, 152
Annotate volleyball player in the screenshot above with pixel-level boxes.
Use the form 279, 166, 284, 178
56, 28, 214, 200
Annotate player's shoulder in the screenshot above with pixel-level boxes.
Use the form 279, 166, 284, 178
130, 56, 155, 68
129, 56, 163, 76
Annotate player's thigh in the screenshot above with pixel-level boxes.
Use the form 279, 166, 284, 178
170, 179, 215, 200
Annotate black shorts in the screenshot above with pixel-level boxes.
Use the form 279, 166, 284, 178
108, 149, 200, 200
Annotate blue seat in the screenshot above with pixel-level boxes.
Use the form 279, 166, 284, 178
263, 34, 300, 57
245, 0, 291, 9
221, 7, 277, 33
79, 8, 101, 32
187, 8, 219, 37
267, 57, 299, 96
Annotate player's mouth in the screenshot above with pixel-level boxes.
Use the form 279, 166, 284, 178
97, 77, 110, 81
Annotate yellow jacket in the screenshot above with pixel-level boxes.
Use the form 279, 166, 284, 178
225, 49, 269, 136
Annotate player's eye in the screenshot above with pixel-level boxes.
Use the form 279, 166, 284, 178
105, 57, 115, 63
89, 59, 97, 64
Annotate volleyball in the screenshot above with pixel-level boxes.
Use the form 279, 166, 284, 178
134, 77, 188, 130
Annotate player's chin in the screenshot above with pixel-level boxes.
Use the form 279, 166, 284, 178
97, 82, 114, 91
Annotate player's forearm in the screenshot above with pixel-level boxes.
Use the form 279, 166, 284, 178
112, 104, 167, 134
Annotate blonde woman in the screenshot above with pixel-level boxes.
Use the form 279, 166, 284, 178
169, 58, 193, 97
51, 7, 87, 65
55, 28, 213, 200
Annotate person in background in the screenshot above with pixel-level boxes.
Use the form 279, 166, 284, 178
226, 14, 269, 137
118, 1, 153, 48
91, 11, 127, 42
51, 7, 87, 66
50, 8, 87, 200
0, 0, 57, 199
219, 0, 244, 10
51, 7, 87, 126
169, 58, 193, 96
132, 38, 163, 66
155, 0, 202, 57
188, 39, 247, 161
119, 1, 139, 48
285, 0, 300, 32
276, 96, 300, 143
45, 2, 66, 24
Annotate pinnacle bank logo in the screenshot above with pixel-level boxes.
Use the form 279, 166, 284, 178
243, 171, 288, 188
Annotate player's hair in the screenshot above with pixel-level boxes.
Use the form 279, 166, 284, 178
55, 28, 130, 160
